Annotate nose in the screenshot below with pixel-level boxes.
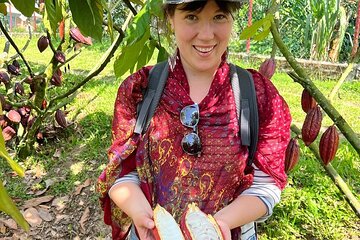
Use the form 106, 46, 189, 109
197, 22, 214, 40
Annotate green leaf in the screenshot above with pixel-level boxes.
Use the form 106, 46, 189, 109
0, 181, 29, 231
239, 17, 267, 40
239, 14, 273, 41
0, 0, 8, 3
101, 0, 114, 41
0, 128, 25, 177
114, 29, 150, 78
69, 0, 103, 41
136, 39, 156, 70
43, 0, 63, 35
10, 0, 35, 17
157, 46, 169, 62
0, 3, 7, 15
126, 5, 151, 45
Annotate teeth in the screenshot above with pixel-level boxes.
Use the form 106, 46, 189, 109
195, 46, 214, 52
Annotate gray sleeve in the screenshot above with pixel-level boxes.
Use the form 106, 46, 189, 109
108, 170, 141, 194
241, 165, 282, 222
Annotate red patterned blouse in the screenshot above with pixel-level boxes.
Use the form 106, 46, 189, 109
97, 56, 291, 239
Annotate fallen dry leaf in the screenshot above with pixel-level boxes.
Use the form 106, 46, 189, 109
52, 196, 69, 212
34, 164, 47, 179
23, 207, 43, 227
54, 214, 69, 224
53, 148, 62, 158
37, 208, 53, 222
74, 178, 91, 195
22, 195, 54, 209
0, 218, 17, 230
79, 207, 90, 233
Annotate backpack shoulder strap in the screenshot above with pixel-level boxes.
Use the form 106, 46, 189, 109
230, 64, 259, 166
134, 61, 169, 135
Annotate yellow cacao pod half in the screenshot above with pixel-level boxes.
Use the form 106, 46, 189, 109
301, 89, 317, 113
153, 204, 184, 240
284, 138, 300, 173
180, 203, 224, 240
319, 125, 339, 165
301, 105, 322, 146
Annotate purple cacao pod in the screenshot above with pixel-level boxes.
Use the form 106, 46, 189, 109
37, 35, 49, 52
259, 58, 276, 79
55, 51, 66, 64
0, 71, 10, 84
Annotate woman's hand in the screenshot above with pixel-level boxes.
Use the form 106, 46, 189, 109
132, 211, 155, 240
215, 218, 232, 240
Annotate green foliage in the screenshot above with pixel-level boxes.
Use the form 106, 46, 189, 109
43, 0, 63, 36
68, 0, 104, 41
10, 0, 35, 17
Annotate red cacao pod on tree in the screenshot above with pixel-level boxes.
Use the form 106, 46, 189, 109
301, 105, 322, 146
7, 109, 21, 123
284, 138, 300, 173
70, 27, 92, 45
153, 204, 184, 240
301, 89, 317, 113
2, 126, 16, 141
180, 203, 224, 240
0, 71, 10, 84
50, 69, 62, 86
15, 82, 25, 95
7, 64, 20, 76
259, 58, 276, 79
37, 35, 49, 53
55, 109, 67, 128
319, 125, 339, 165
55, 51, 66, 64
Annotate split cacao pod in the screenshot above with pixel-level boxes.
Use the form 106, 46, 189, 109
301, 105, 322, 146
180, 203, 224, 240
284, 138, 300, 173
153, 204, 184, 240
55, 110, 67, 128
301, 89, 317, 113
259, 58, 276, 79
319, 125, 339, 165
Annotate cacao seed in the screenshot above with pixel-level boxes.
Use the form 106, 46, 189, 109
259, 58, 276, 79
319, 125, 339, 165
37, 36, 49, 52
2, 126, 16, 141
7, 109, 21, 123
0, 71, 10, 84
301, 89, 317, 113
55, 51, 66, 64
180, 203, 224, 240
153, 204, 184, 240
55, 109, 67, 128
301, 105, 322, 146
284, 138, 300, 173
70, 27, 92, 45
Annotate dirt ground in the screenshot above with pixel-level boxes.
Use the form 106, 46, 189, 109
0, 178, 112, 240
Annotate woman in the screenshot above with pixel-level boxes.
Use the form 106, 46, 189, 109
97, 0, 291, 239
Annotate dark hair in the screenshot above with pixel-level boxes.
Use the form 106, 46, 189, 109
164, 1, 242, 18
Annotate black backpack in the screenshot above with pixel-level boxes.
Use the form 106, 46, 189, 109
134, 61, 259, 166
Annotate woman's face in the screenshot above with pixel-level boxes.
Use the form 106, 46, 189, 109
169, 0, 233, 74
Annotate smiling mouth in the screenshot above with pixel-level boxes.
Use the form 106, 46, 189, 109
194, 45, 216, 53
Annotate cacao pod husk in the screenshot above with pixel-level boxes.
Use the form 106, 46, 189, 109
301, 105, 322, 146
55, 109, 67, 128
284, 138, 300, 173
153, 204, 184, 240
301, 89, 317, 113
70, 27, 92, 45
259, 58, 276, 79
0, 71, 10, 84
319, 125, 339, 165
37, 35, 49, 53
7, 109, 21, 123
180, 203, 224, 240
2, 126, 16, 141
55, 51, 66, 64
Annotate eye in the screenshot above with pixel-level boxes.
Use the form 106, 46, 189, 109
185, 14, 198, 22
214, 14, 228, 22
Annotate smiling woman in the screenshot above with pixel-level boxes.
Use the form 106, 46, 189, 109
97, 1, 292, 240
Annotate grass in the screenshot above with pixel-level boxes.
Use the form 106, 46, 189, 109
1, 36, 360, 239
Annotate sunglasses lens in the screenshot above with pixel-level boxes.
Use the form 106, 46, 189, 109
181, 132, 201, 155
180, 105, 199, 127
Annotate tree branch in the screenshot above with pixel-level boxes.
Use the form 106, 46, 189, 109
0, 20, 34, 77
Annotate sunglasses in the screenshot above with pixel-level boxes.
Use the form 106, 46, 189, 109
180, 103, 202, 156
